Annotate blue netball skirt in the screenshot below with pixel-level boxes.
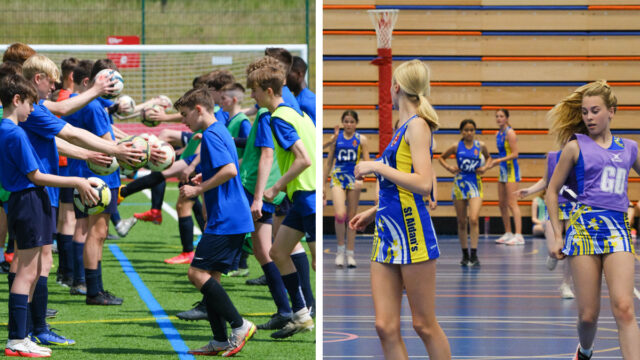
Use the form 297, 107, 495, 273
563, 203, 634, 256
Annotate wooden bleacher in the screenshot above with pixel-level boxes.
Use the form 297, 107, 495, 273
322, 1, 640, 224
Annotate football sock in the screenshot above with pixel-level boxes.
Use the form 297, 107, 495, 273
121, 171, 165, 198
85, 268, 99, 297
291, 253, 314, 310
111, 211, 121, 227
239, 251, 248, 269
281, 272, 307, 312
31, 276, 48, 334
150, 181, 166, 211
8, 293, 28, 339
262, 262, 292, 316
461, 248, 469, 258
201, 278, 243, 331
192, 197, 206, 231
98, 261, 104, 293
58, 234, 74, 277
470, 248, 477, 258
178, 216, 194, 253
72, 242, 85, 283
8, 272, 15, 292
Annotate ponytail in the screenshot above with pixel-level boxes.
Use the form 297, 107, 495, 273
393, 59, 440, 131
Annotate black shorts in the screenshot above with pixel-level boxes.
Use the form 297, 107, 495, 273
275, 196, 291, 217
191, 233, 245, 274
243, 187, 273, 225
74, 188, 119, 219
8, 188, 55, 250
281, 208, 316, 243
60, 187, 74, 204
181, 131, 193, 147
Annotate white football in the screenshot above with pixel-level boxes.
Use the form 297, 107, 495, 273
87, 157, 119, 176
156, 95, 172, 109
147, 141, 175, 172
117, 95, 136, 115
97, 69, 124, 99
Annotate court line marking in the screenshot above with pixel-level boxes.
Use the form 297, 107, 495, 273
109, 244, 194, 360
141, 189, 202, 235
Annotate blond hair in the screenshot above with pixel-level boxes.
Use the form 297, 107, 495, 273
22, 54, 60, 82
393, 59, 439, 131
547, 80, 617, 147
246, 65, 285, 96
246, 56, 281, 76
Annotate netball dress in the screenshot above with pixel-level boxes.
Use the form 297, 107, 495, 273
330, 131, 362, 190
496, 126, 520, 183
452, 140, 483, 200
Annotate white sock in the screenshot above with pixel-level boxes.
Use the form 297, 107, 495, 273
337, 245, 345, 254
346, 250, 354, 257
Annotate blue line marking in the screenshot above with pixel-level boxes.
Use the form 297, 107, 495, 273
108, 244, 195, 360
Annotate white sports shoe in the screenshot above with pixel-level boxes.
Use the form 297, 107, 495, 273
545, 256, 558, 271
347, 254, 357, 268
5, 338, 51, 357
270, 307, 314, 339
560, 282, 575, 299
505, 233, 525, 245
335, 252, 345, 268
115, 217, 138, 237
495, 232, 513, 244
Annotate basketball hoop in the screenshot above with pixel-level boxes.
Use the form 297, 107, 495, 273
368, 9, 399, 49
368, 9, 399, 153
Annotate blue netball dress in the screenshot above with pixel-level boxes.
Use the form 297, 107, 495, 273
496, 126, 520, 183
563, 134, 637, 256
371, 116, 439, 264
452, 140, 483, 200
330, 131, 362, 190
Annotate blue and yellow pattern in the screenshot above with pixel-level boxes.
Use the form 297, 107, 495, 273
563, 203, 634, 256
371, 116, 440, 264
452, 140, 483, 200
496, 127, 520, 183
330, 132, 362, 190
558, 202, 574, 221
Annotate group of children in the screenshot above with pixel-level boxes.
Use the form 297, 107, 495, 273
0, 42, 316, 357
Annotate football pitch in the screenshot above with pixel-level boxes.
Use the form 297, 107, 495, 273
0, 182, 316, 359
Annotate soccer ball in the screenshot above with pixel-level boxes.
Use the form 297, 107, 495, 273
118, 135, 150, 170
139, 133, 160, 147
74, 177, 111, 215
120, 167, 137, 179
155, 95, 172, 109
97, 69, 124, 99
141, 104, 164, 127
117, 95, 136, 115
147, 141, 176, 172
87, 156, 119, 176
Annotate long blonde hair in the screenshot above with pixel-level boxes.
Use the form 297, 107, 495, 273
393, 59, 439, 131
547, 80, 617, 146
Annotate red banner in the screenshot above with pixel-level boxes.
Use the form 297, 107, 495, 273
107, 36, 140, 68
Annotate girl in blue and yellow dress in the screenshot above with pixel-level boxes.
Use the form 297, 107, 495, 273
487, 109, 524, 245
546, 81, 640, 359
323, 110, 369, 268
438, 119, 490, 266
350, 59, 450, 360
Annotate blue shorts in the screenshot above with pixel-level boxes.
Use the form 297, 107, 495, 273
563, 203, 634, 256
281, 193, 316, 242
60, 187, 74, 204
243, 187, 274, 224
8, 188, 55, 250
74, 188, 119, 219
181, 131, 193, 147
275, 196, 291, 217
191, 233, 246, 273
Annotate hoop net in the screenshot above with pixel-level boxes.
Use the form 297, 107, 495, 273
368, 10, 399, 49
368, 9, 398, 153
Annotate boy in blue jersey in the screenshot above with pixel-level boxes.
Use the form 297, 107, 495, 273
175, 88, 256, 356
0, 74, 98, 357
248, 63, 315, 338
63, 59, 128, 306
287, 56, 316, 125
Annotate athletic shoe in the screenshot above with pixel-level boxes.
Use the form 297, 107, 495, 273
70, 283, 87, 296
495, 232, 513, 244
246, 275, 267, 286
115, 217, 137, 237
460, 256, 469, 266
188, 339, 230, 356
5, 338, 51, 357
270, 308, 314, 339
45, 309, 57, 319
222, 319, 256, 357
505, 234, 525, 246
164, 251, 194, 265
573, 345, 592, 360
117, 185, 125, 205
347, 254, 357, 268
227, 268, 250, 277
57, 276, 72, 288
134, 209, 162, 225
468, 255, 480, 267
176, 301, 208, 321
335, 252, 344, 268
309, 306, 315, 319
546, 255, 558, 271
86, 291, 123, 305
0, 261, 10, 273
103, 291, 123, 305
51, 243, 58, 254
31, 329, 75, 346
560, 283, 575, 299
257, 313, 292, 330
